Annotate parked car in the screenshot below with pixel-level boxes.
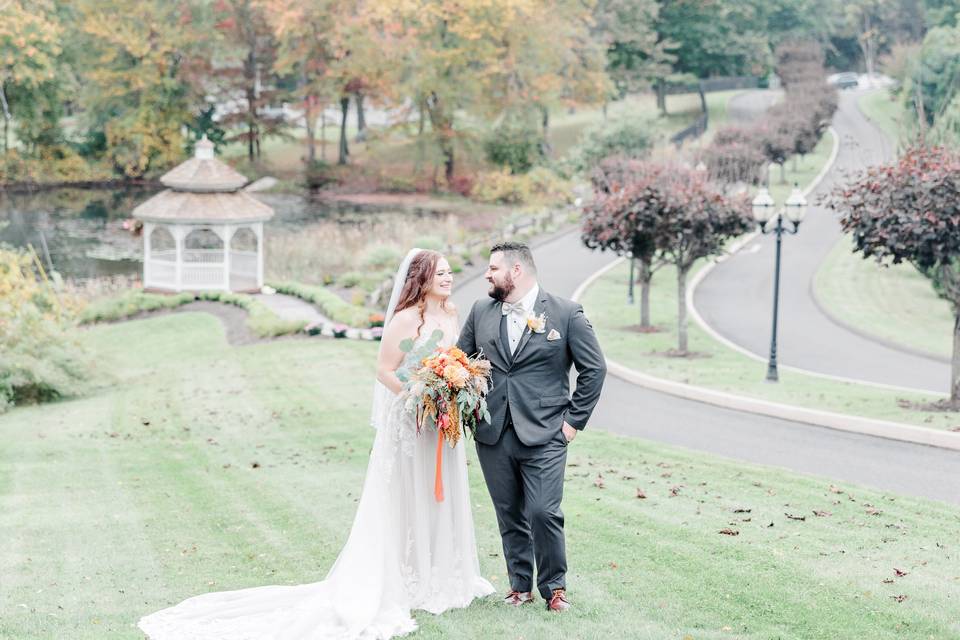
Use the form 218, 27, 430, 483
827, 72, 859, 89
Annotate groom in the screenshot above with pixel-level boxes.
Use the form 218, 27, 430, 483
457, 241, 606, 612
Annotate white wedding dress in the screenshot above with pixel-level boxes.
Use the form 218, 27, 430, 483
138, 326, 494, 639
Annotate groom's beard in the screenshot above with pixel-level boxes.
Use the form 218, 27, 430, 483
488, 275, 515, 302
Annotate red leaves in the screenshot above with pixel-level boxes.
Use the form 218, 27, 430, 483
718, 528, 739, 536
894, 568, 909, 577
636, 488, 647, 499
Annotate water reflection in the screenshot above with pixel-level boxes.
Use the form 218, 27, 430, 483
0, 187, 491, 283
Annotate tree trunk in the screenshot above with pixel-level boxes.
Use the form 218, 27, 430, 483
338, 95, 350, 165
245, 50, 258, 161
304, 96, 316, 164
354, 91, 367, 142
639, 259, 652, 328
426, 94, 454, 183
0, 81, 8, 155
418, 97, 425, 136
953, 312, 960, 402
321, 108, 327, 162
656, 78, 667, 115
677, 265, 689, 354
539, 104, 551, 157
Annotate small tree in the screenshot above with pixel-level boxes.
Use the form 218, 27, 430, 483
582, 157, 662, 328
650, 167, 752, 353
827, 145, 960, 402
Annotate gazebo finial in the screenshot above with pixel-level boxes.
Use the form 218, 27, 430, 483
195, 134, 215, 160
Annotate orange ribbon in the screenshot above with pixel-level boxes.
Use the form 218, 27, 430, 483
434, 434, 444, 502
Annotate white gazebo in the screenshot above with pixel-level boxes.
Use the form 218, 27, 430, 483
133, 136, 274, 293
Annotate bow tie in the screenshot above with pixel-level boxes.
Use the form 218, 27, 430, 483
501, 301, 526, 317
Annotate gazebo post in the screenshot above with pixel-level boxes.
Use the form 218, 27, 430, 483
174, 225, 184, 291
256, 223, 265, 289
223, 224, 233, 291
143, 221, 153, 289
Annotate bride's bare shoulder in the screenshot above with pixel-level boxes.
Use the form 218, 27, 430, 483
390, 307, 421, 327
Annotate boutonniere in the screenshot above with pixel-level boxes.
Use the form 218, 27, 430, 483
526, 312, 547, 334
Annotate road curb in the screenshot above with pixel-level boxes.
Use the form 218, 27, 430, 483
571, 126, 960, 451
572, 262, 960, 451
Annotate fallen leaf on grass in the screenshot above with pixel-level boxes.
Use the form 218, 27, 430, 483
894, 568, 909, 577
733, 508, 752, 513
829, 484, 844, 494
636, 488, 647, 499
890, 595, 908, 603
865, 507, 883, 516
719, 529, 739, 536
609, 562, 618, 569
882, 578, 894, 584
785, 513, 806, 521
593, 474, 605, 489
251, 462, 260, 469
813, 510, 832, 517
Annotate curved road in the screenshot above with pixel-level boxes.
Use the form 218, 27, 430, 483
694, 89, 950, 394
452, 230, 960, 507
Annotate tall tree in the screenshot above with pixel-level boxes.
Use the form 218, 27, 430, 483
76, 0, 205, 177
0, 1, 62, 156
213, 0, 286, 162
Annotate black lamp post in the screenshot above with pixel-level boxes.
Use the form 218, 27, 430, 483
751, 183, 808, 382
627, 253, 635, 304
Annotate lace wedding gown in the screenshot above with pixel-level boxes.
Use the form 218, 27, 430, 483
138, 330, 494, 639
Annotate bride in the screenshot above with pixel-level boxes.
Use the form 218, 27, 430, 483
139, 248, 495, 639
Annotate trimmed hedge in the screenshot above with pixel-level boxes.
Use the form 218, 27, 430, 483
268, 281, 376, 328
79, 290, 305, 338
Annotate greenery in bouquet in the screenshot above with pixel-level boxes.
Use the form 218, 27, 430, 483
396, 330, 492, 446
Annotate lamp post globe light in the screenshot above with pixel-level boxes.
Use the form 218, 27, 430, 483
752, 183, 807, 382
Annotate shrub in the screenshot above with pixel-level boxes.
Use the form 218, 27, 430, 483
363, 244, 403, 270
573, 118, 655, 172
338, 271, 364, 288
0, 248, 90, 412
305, 160, 338, 189
269, 281, 376, 327
484, 115, 544, 174
472, 169, 529, 204
414, 236, 446, 251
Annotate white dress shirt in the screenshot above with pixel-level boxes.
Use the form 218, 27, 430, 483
504, 284, 539, 355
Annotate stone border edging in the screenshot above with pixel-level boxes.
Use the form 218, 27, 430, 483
571, 256, 960, 451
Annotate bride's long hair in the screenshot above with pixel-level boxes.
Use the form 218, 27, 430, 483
394, 249, 447, 338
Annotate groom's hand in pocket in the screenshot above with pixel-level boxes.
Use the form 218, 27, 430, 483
561, 421, 577, 444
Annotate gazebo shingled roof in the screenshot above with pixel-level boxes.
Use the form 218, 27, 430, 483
132, 190, 274, 224
159, 136, 248, 192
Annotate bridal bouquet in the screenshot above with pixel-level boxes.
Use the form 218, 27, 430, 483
397, 330, 492, 501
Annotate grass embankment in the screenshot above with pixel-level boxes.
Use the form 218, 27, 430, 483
222, 91, 741, 183
814, 241, 953, 360
858, 88, 904, 148
2, 313, 958, 639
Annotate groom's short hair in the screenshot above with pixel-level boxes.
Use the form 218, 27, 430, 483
490, 241, 537, 275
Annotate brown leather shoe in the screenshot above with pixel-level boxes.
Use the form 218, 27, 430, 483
503, 590, 534, 606
546, 588, 570, 612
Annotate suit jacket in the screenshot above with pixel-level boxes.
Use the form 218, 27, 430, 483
457, 288, 607, 446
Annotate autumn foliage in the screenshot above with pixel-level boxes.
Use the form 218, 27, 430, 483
827, 145, 960, 400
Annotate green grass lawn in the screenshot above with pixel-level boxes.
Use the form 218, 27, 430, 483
219, 91, 741, 182
814, 239, 953, 360
581, 260, 956, 430
858, 89, 905, 148
2, 313, 959, 639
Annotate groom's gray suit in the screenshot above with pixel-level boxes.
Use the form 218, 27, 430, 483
457, 286, 606, 600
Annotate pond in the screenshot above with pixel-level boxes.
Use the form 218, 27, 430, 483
0, 187, 500, 285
